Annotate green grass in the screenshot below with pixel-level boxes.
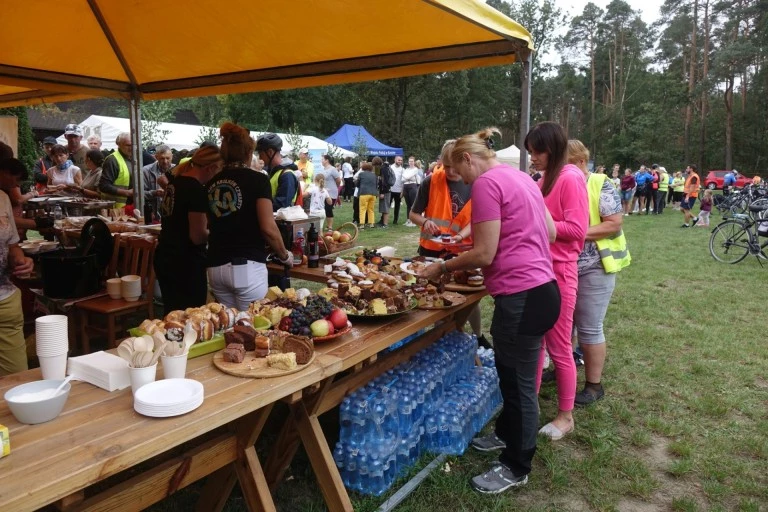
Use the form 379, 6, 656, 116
150, 203, 768, 511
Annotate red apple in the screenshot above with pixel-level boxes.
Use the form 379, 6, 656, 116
328, 308, 348, 330
325, 319, 336, 335
339, 233, 351, 243
324, 235, 334, 245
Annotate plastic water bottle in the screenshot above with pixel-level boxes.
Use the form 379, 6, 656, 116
367, 451, 384, 496
339, 398, 352, 441
53, 204, 63, 229
398, 389, 413, 436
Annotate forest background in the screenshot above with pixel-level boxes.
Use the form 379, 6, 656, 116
7, 0, 767, 175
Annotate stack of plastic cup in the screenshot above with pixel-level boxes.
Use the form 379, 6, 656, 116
35, 315, 69, 379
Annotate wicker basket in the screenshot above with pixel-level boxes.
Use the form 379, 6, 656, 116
319, 222, 359, 256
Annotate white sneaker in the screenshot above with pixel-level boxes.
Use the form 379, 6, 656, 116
404, 221, 416, 227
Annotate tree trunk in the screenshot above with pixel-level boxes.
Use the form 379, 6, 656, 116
698, 0, 710, 171
684, 0, 699, 164
590, 37, 596, 155
724, 76, 733, 171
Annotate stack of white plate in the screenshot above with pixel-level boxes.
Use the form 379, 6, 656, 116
133, 379, 204, 417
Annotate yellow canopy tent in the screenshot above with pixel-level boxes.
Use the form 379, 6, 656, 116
0, 0, 534, 208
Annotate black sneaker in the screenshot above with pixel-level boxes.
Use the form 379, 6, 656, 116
692, 216, 700, 226
680, 224, 690, 228
541, 369, 556, 383
471, 433, 506, 452
471, 463, 528, 494
575, 385, 605, 407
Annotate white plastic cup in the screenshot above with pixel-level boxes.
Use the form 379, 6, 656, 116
39, 354, 68, 380
121, 275, 141, 300
160, 354, 187, 379
129, 363, 157, 394
106, 278, 122, 299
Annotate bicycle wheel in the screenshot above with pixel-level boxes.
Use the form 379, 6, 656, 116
709, 220, 752, 263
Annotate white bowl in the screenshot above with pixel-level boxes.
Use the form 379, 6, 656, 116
4, 379, 71, 424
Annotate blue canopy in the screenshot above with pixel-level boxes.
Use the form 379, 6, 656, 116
325, 124, 403, 157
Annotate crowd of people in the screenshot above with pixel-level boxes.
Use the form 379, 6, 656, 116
414, 121, 630, 494
1, 117, 640, 495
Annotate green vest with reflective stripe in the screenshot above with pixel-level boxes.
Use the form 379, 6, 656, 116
588, 173, 631, 273
658, 172, 669, 192
102, 151, 131, 207
270, 169, 298, 205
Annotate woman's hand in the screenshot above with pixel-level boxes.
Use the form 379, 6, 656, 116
421, 219, 441, 236
419, 261, 444, 281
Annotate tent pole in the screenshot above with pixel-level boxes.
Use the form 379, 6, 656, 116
129, 91, 143, 213
518, 53, 532, 172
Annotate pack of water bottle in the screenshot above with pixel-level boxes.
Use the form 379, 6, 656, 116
477, 346, 496, 368
333, 330, 500, 496
384, 327, 429, 353
420, 366, 501, 455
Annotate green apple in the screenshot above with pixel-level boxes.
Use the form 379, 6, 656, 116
310, 319, 330, 337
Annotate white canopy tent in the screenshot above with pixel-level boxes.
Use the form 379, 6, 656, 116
56, 115, 357, 162
496, 144, 521, 169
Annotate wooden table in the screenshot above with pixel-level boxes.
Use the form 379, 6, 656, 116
0, 351, 343, 512
1, 263, 486, 512
258, 263, 487, 512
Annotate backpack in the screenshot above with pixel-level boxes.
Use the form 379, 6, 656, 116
383, 165, 396, 188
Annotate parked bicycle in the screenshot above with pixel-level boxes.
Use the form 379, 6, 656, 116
714, 183, 768, 217
709, 202, 768, 264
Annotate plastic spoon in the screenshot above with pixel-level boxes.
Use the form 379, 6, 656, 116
50, 375, 74, 398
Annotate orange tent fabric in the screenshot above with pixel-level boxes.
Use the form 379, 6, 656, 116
0, 0, 533, 107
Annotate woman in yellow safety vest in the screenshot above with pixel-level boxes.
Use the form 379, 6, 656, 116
567, 140, 630, 406
671, 171, 685, 210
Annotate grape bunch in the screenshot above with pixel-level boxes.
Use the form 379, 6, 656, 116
283, 296, 335, 336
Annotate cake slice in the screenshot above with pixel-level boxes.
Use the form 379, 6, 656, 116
222, 343, 246, 363
267, 352, 297, 371
281, 335, 314, 365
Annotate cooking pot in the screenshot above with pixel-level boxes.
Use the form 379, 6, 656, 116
39, 249, 101, 299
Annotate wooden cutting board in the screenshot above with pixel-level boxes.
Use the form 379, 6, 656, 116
445, 282, 486, 293
213, 350, 316, 378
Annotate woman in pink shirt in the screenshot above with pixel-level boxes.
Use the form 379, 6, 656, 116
421, 127, 560, 494
525, 122, 589, 440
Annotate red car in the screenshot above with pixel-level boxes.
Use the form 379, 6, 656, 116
703, 170, 753, 190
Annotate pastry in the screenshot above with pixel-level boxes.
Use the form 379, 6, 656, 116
368, 298, 388, 315
358, 280, 373, 290
222, 343, 246, 363
267, 352, 297, 371
207, 302, 223, 314
467, 275, 484, 286
164, 310, 186, 323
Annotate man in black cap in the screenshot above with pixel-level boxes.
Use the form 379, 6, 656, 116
64, 124, 88, 168
32, 136, 57, 190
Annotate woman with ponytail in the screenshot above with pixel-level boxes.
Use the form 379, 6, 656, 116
154, 145, 223, 314
525, 122, 589, 440
206, 122, 293, 311
421, 127, 559, 494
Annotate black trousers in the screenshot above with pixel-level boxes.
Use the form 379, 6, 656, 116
154, 248, 207, 316
403, 184, 418, 221
645, 187, 655, 213
390, 191, 402, 223
654, 190, 666, 214
353, 195, 360, 223
492, 280, 561, 477
343, 178, 354, 200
